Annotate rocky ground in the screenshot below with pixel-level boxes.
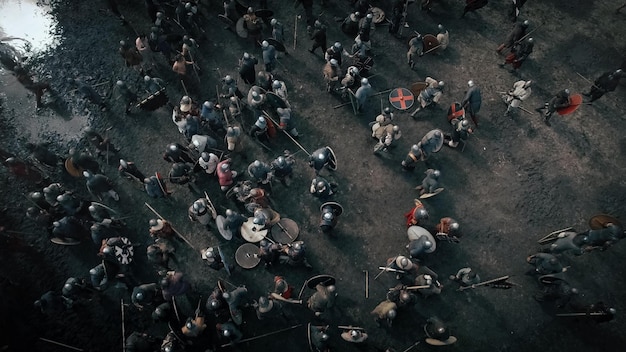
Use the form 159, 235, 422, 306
1, 0, 625, 351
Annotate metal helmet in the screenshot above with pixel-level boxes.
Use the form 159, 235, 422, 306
564, 88, 570, 95
116, 80, 124, 87
321, 333, 329, 341
432, 170, 441, 178
387, 309, 397, 319
185, 321, 193, 329
270, 18, 277, 26
450, 222, 460, 231
223, 328, 231, 337
276, 156, 286, 167
522, 20, 529, 27
225, 209, 234, 217
366, 13, 373, 20
193, 201, 205, 212
201, 152, 209, 161
262, 40, 269, 48
26, 207, 39, 217
222, 292, 230, 300
168, 144, 178, 152
350, 330, 359, 338
438, 81, 444, 87
468, 80, 475, 87
314, 20, 322, 28
225, 75, 233, 83
135, 292, 144, 301
253, 160, 261, 167
400, 292, 411, 302
423, 240, 433, 249
149, 219, 159, 227
333, 42, 342, 50
461, 120, 470, 128
570, 288, 579, 295
82, 170, 92, 178
119, 159, 128, 168
323, 212, 333, 221
527, 37, 534, 43
330, 58, 338, 66
144, 75, 151, 82
383, 107, 391, 115
316, 181, 326, 191
361, 78, 369, 86
210, 299, 220, 309
349, 66, 358, 75
293, 242, 302, 250
259, 239, 269, 247
247, 6, 253, 13
243, 52, 250, 59
411, 144, 420, 154
180, 95, 191, 105
415, 208, 429, 220
327, 285, 336, 293
203, 101, 214, 109
609, 308, 617, 315
119, 40, 126, 46
424, 274, 433, 285
272, 80, 281, 89
156, 12, 163, 18
220, 163, 230, 171
438, 24, 445, 32
144, 178, 151, 184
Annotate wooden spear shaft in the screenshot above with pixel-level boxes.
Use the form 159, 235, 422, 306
221, 324, 303, 347
121, 299, 126, 352
38, 338, 84, 351
144, 202, 196, 250
458, 276, 510, 291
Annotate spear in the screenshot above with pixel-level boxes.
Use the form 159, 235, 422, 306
144, 202, 196, 250
121, 299, 126, 352
556, 312, 609, 317
374, 255, 400, 280
262, 111, 311, 156
458, 276, 510, 291
220, 324, 303, 347
38, 338, 84, 351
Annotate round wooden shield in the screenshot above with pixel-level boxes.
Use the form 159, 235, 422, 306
266, 38, 286, 52
306, 274, 336, 289
557, 94, 583, 116
64, 158, 83, 177
50, 236, 81, 245
265, 91, 287, 109
419, 187, 444, 199
407, 226, 437, 253
388, 87, 414, 110
241, 218, 268, 242
272, 218, 299, 244
320, 201, 343, 216
235, 243, 261, 269
216, 215, 233, 240
410, 82, 428, 97
588, 214, 621, 230
422, 129, 445, 153
422, 34, 439, 52
218, 14, 235, 27
327, 146, 338, 170
236, 17, 248, 38
255, 9, 273, 18
370, 7, 385, 24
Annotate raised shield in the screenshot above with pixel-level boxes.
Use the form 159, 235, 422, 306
407, 226, 437, 253
410, 82, 428, 97
557, 94, 583, 116
235, 243, 261, 269
272, 218, 299, 244
255, 9, 273, 18
236, 17, 248, 38
326, 146, 338, 170
306, 274, 336, 289
218, 14, 235, 28
388, 87, 414, 110
217, 245, 231, 276
320, 201, 343, 216
240, 217, 268, 242
419, 187, 444, 199
588, 214, 621, 230
265, 91, 288, 109
64, 158, 83, 177
422, 34, 439, 53
422, 129, 445, 153
216, 215, 233, 240
266, 38, 286, 52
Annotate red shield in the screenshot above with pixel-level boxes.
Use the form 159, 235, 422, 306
388, 87, 414, 110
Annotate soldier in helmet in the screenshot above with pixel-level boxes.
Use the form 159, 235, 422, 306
371, 107, 394, 132
526, 253, 565, 275
310, 177, 337, 200
247, 159, 273, 187
388, 0, 405, 37
407, 34, 424, 69
257, 70, 274, 91
410, 77, 444, 117
249, 115, 270, 143
462, 80, 482, 126
239, 52, 258, 85
401, 144, 423, 172
341, 12, 360, 36
147, 241, 174, 270
51, 216, 90, 242
254, 295, 282, 320
309, 146, 336, 175
309, 324, 331, 352
132, 282, 161, 310
549, 231, 587, 255
407, 235, 434, 260
270, 151, 295, 187
272, 80, 290, 106
217, 159, 238, 191
434, 217, 461, 240
307, 283, 337, 316
387, 255, 418, 282
323, 59, 342, 93
414, 269, 443, 298
119, 159, 145, 181
243, 7, 262, 45
341, 328, 368, 343
83, 127, 119, 158
581, 221, 624, 250
340, 66, 360, 94
201, 246, 230, 272
502, 80, 533, 116
198, 152, 219, 176
257, 239, 282, 267
61, 277, 95, 306
225, 126, 244, 153
450, 267, 481, 287
436, 24, 449, 51
188, 199, 212, 228
535, 88, 571, 126
280, 241, 313, 268
583, 69, 624, 103
371, 299, 398, 328
354, 77, 372, 113
115, 80, 138, 114
325, 42, 351, 66
149, 219, 175, 241
373, 124, 402, 154
273, 275, 294, 298
160, 271, 191, 301
200, 101, 224, 134
356, 13, 373, 52
163, 143, 194, 163
25, 142, 60, 168
271, 18, 285, 44
309, 20, 327, 55
404, 199, 429, 227
320, 202, 342, 235
261, 40, 277, 73
415, 169, 441, 195
500, 37, 534, 70
221, 74, 244, 100
535, 275, 578, 308
43, 183, 64, 207
144, 175, 170, 198
444, 111, 473, 148
56, 192, 85, 216
222, 208, 246, 239
84, 170, 119, 201
217, 321, 243, 344
168, 162, 194, 188
34, 290, 68, 315
424, 316, 457, 346
496, 20, 529, 54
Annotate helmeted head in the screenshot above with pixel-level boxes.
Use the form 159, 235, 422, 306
203, 247, 215, 259
203, 101, 214, 109
224, 75, 233, 84
251, 91, 261, 101
135, 292, 145, 301
522, 20, 530, 27
270, 18, 277, 26
609, 308, 617, 315
395, 256, 413, 270
275, 156, 286, 167
323, 211, 334, 222
156, 12, 163, 18
321, 333, 330, 341
383, 107, 391, 115
350, 330, 360, 338
262, 40, 269, 48
82, 170, 93, 179
438, 81, 445, 88
564, 88, 570, 95
272, 80, 281, 89
26, 207, 39, 217
243, 52, 250, 60
220, 162, 230, 171
255, 116, 267, 128
432, 170, 441, 178
387, 309, 397, 319
333, 42, 342, 50
361, 78, 369, 86
423, 240, 433, 249
314, 20, 322, 28
411, 144, 420, 155
116, 80, 124, 87
209, 299, 220, 309
247, 6, 253, 13
438, 24, 446, 33
527, 37, 534, 43
293, 242, 302, 251
468, 80, 475, 87
424, 274, 433, 285
461, 120, 470, 129
330, 58, 338, 67
349, 66, 359, 76
400, 292, 411, 302
449, 221, 460, 231
366, 13, 373, 20
180, 95, 192, 112
570, 287, 579, 295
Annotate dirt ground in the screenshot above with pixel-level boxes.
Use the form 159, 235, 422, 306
1, 0, 625, 351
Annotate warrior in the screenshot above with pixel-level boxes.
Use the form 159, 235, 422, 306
309, 146, 336, 174
257, 239, 282, 267
114, 81, 138, 115
424, 316, 457, 346
410, 77, 444, 117
261, 41, 277, 73
34, 291, 68, 314
309, 325, 331, 352
68, 78, 107, 110
118, 40, 143, 73
222, 208, 247, 239
163, 143, 194, 163
401, 144, 423, 172
168, 162, 194, 187
189, 134, 218, 154
217, 321, 243, 344
248, 86, 267, 110
307, 284, 337, 316
257, 70, 274, 91
56, 192, 85, 216
526, 253, 565, 275
388, 0, 405, 37
415, 169, 441, 195
243, 7, 263, 45
354, 77, 372, 113
310, 177, 337, 200
496, 20, 529, 54
414, 270, 443, 298
500, 37, 534, 70
280, 241, 313, 268
221, 75, 244, 99
407, 34, 423, 69
371, 299, 397, 328
341, 66, 360, 93
273, 81, 290, 107
373, 125, 402, 153
435, 217, 461, 240
149, 219, 175, 242
146, 241, 174, 269
462, 80, 482, 126
356, 13, 373, 53
188, 199, 212, 228
12, 64, 51, 108
341, 328, 368, 343
502, 80, 532, 115
201, 246, 230, 272
198, 152, 219, 176
270, 153, 295, 186
320, 202, 342, 234
247, 160, 273, 186
387, 255, 418, 281
583, 222, 624, 249
444, 105, 473, 148
309, 20, 327, 55
119, 159, 145, 181
200, 101, 224, 133
387, 285, 418, 308
160, 271, 191, 301
4, 157, 45, 185
131, 282, 161, 309
151, 302, 171, 322
217, 159, 238, 191
223, 285, 249, 320
535, 88, 571, 126
407, 235, 434, 259
583, 69, 623, 102
84, 171, 119, 201
323, 59, 342, 93
144, 175, 170, 198
404, 199, 429, 227
325, 42, 351, 66
341, 12, 360, 37
450, 267, 481, 287
437, 24, 449, 51
225, 126, 244, 153
270, 18, 285, 44
549, 231, 587, 255
535, 275, 578, 308
239, 52, 258, 85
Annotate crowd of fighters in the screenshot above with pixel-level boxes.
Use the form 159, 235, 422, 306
2, 0, 625, 351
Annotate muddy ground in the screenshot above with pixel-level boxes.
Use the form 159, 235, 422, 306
1, 0, 625, 351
